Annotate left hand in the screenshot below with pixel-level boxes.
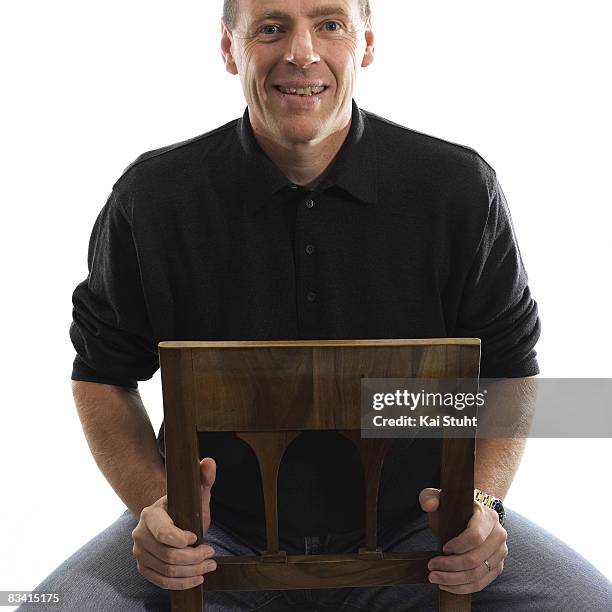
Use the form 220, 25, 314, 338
419, 487, 508, 594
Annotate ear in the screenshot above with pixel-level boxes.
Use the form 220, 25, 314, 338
361, 17, 375, 68
221, 21, 238, 75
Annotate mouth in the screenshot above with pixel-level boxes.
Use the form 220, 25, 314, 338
273, 85, 329, 97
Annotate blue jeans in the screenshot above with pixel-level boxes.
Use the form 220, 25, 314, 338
17, 507, 612, 611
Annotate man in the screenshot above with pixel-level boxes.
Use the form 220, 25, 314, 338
20, 0, 612, 610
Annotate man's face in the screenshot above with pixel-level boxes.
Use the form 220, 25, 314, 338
221, 0, 374, 146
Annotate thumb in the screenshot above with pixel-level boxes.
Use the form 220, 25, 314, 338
419, 487, 440, 513
200, 457, 216, 535
200, 457, 217, 491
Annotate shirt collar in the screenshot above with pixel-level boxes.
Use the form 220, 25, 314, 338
236, 98, 378, 215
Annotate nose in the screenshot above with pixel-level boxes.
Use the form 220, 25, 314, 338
285, 28, 320, 69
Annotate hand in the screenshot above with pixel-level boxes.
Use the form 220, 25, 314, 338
419, 487, 508, 594
132, 457, 218, 590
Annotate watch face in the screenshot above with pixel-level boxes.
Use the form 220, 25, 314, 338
493, 499, 506, 524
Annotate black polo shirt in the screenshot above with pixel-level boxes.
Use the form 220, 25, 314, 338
70, 99, 540, 545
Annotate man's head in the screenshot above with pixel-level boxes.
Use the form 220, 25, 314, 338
220, 0, 374, 148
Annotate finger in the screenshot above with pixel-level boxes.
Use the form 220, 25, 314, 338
200, 457, 217, 491
135, 543, 217, 579
429, 523, 506, 573
136, 561, 205, 591
418, 487, 440, 512
438, 559, 505, 594
200, 458, 216, 535
429, 541, 508, 586
427, 536, 508, 584
442, 503, 499, 554
135, 533, 216, 566
141, 505, 198, 549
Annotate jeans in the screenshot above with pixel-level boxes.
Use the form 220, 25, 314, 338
17, 507, 612, 611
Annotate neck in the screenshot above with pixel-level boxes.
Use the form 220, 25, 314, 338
251, 117, 352, 191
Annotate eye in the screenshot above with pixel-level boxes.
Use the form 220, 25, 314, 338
322, 20, 342, 32
260, 24, 281, 35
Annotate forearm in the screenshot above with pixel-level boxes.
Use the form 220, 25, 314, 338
71, 380, 166, 519
475, 437, 526, 499
474, 376, 537, 499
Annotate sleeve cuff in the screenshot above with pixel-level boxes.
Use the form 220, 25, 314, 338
71, 355, 138, 389
480, 353, 540, 379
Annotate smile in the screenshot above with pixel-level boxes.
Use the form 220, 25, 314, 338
274, 85, 328, 96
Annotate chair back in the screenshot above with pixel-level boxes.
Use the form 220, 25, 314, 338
159, 338, 480, 612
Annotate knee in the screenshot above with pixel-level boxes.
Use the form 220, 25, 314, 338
476, 508, 612, 611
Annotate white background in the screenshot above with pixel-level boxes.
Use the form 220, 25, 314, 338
1, 0, 611, 606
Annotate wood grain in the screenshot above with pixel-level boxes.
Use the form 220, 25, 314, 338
160, 339, 480, 612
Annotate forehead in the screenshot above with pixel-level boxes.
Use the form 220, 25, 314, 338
238, 0, 360, 22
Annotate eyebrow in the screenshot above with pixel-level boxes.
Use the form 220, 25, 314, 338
252, 5, 351, 23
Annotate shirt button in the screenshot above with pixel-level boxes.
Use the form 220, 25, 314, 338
305, 199, 314, 209
306, 291, 317, 302
290, 185, 298, 190
305, 244, 315, 255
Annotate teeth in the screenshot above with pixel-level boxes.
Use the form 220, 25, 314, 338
278, 85, 326, 96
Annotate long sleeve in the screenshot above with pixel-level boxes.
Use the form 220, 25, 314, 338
69, 189, 159, 388
454, 175, 541, 378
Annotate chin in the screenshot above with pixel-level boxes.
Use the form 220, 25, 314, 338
276, 117, 328, 145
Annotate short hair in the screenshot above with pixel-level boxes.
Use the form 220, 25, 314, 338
222, 0, 372, 30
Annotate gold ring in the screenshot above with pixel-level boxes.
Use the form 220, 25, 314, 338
483, 559, 492, 572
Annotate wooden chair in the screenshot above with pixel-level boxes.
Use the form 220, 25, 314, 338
159, 338, 480, 612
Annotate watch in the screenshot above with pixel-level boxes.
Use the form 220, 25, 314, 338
474, 488, 506, 526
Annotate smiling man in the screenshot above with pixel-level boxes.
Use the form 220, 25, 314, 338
18, 1, 612, 611
221, 0, 372, 190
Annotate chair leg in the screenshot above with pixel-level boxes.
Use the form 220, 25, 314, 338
439, 591, 472, 611
436, 436, 475, 612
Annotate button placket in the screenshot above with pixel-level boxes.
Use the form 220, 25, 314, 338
295, 194, 320, 335
301, 197, 317, 304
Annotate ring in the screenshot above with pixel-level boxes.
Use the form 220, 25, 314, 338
483, 559, 492, 572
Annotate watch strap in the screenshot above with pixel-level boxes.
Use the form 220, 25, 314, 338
474, 487, 506, 526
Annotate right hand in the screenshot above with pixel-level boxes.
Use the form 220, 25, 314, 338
132, 457, 218, 590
